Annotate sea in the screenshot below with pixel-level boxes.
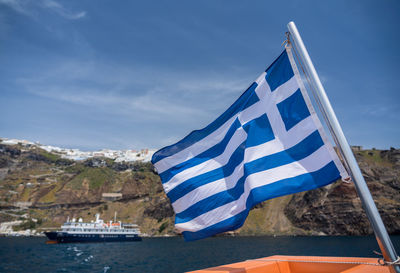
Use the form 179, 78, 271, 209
0, 235, 399, 273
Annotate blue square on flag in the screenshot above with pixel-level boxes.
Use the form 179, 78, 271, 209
152, 47, 348, 241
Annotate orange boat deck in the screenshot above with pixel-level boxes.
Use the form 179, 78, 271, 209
188, 255, 391, 273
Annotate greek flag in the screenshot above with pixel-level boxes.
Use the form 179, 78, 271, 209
151, 47, 348, 241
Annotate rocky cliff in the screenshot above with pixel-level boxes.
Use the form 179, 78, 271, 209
283, 148, 400, 235
0, 142, 399, 236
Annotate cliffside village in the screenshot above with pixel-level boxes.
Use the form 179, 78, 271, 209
0, 138, 156, 163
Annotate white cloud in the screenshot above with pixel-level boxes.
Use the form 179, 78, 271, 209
15, 60, 253, 126
41, 0, 86, 20
360, 104, 400, 120
0, 0, 86, 20
0, 0, 32, 15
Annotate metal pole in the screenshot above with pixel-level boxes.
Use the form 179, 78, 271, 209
287, 21, 399, 273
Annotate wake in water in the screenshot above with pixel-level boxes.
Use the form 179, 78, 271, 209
64, 244, 111, 272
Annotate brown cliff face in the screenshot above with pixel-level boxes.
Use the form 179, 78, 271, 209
284, 149, 400, 235
0, 144, 175, 236
0, 143, 399, 236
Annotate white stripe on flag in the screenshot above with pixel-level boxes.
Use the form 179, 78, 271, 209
270, 76, 299, 104
172, 115, 319, 213
244, 115, 316, 163
175, 145, 333, 231
165, 114, 316, 195
172, 162, 244, 213
154, 74, 300, 174
286, 46, 348, 179
163, 127, 248, 193
153, 48, 348, 241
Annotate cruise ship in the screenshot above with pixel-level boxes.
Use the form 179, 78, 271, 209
44, 213, 142, 243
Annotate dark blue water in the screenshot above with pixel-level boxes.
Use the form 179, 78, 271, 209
0, 236, 399, 273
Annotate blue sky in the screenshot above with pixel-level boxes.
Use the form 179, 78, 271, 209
0, 0, 399, 151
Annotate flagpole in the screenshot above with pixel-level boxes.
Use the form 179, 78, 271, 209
287, 21, 399, 273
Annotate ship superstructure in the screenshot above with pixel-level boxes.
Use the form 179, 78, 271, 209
45, 213, 141, 243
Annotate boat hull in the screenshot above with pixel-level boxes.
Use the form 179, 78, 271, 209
188, 255, 392, 273
44, 231, 142, 243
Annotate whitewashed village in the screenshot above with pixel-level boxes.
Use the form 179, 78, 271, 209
0, 138, 156, 163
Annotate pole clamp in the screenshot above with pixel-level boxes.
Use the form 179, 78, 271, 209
378, 256, 400, 266
374, 250, 400, 266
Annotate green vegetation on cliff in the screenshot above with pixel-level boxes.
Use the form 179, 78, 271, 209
0, 143, 399, 236
67, 167, 115, 190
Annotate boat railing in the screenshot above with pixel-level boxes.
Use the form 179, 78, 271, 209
121, 223, 139, 228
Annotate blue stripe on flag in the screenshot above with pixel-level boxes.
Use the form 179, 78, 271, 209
243, 114, 274, 147
265, 51, 294, 92
153, 49, 345, 242
152, 82, 260, 164
167, 140, 246, 203
174, 130, 324, 224
159, 118, 242, 184
181, 161, 340, 241
166, 113, 278, 203
182, 210, 249, 242
277, 89, 311, 131
243, 130, 322, 176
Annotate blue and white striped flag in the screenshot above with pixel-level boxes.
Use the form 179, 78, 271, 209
151, 47, 348, 241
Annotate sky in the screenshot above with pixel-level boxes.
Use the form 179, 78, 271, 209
0, 0, 399, 151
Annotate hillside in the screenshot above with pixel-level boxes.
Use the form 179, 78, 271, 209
0, 142, 399, 236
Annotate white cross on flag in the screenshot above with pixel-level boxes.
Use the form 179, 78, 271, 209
151, 46, 348, 241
